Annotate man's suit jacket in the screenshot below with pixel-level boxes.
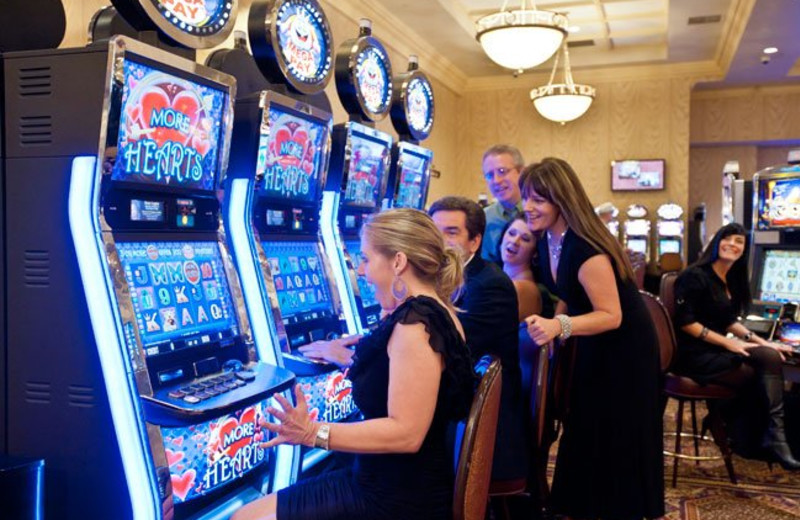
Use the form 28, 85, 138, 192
456, 255, 528, 481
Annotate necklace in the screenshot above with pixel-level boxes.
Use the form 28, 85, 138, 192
548, 229, 568, 263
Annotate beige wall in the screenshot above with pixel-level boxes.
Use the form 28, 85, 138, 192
689, 85, 800, 236
454, 77, 693, 216
57, 0, 461, 208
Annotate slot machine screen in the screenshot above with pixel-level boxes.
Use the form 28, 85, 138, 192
756, 175, 800, 230
627, 238, 648, 255
659, 238, 681, 254
776, 322, 800, 347
611, 159, 665, 191
117, 241, 239, 357
257, 103, 329, 204
657, 220, 683, 236
343, 239, 379, 310
625, 219, 650, 236
342, 129, 391, 208
112, 57, 229, 191
394, 144, 432, 209
757, 249, 800, 303
262, 241, 335, 324
160, 400, 268, 504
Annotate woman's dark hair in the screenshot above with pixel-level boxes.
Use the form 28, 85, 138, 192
495, 215, 537, 269
693, 222, 751, 314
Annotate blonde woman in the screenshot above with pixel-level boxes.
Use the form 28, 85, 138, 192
233, 209, 475, 520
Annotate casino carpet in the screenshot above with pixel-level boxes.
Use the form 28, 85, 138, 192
543, 400, 800, 519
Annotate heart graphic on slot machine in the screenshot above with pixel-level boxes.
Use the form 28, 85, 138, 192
324, 372, 352, 402
127, 84, 205, 152
213, 407, 257, 458
171, 469, 197, 502
165, 448, 185, 467
273, 122, 309, 168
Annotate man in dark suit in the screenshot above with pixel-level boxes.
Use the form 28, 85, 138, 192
429, 196, 528, 485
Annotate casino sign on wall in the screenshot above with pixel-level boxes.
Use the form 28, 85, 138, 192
111, 0, 238, 48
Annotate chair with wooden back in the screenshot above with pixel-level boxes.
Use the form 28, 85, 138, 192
453, 356, 503, 520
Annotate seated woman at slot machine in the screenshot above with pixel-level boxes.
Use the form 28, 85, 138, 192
673, 223, 800, 470
232, 209, 476, 520
496, 216, 547, 321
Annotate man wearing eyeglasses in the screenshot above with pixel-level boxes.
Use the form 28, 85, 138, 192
481, 144, 525, 264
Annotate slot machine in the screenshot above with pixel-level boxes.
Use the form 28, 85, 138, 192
623, 204, 651, 262
655, 203, 685, 262
749, 150, 800, 365
2, 2, 299, 516
595, 202, 620, 240
385, 55, 435, 210
322, 19, 395, 334
214, 0, 360, 476
722, 160, 739, 226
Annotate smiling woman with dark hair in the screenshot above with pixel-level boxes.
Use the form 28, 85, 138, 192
673, 222, 799, 469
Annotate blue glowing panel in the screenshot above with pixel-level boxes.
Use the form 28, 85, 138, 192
343, 239, 378, 309
343, 131, 390, 208
262, 241, 335, 321
758, 249, 800, 303
113, 59, 227, 191
117, 241, 238, 355
257, 104, 327, 203
161, 400, 269, 504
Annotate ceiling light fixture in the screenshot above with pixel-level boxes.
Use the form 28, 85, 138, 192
476, 0, 568, 72
763, 47, 779, 54
568, 26, 581, 33
530, 40, 596, 124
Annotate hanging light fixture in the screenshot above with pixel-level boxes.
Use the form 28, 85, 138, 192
530, 40, 595, 123
476, 0, 568, 72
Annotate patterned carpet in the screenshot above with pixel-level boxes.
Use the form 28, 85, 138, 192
659, 401, 800, 520
541, 399, 800, 519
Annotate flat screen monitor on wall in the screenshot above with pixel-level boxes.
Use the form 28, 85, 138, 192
611, 159, 665, 192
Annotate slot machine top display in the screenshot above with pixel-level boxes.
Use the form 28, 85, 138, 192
754, 165, 800, 231
386, 57, 435, 210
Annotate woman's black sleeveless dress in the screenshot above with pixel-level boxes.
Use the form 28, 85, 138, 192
538, 230, 664, 520
276, 296, 475, 520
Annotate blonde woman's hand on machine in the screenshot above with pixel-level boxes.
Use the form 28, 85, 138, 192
259, 384, 319, 449
298, 335, 361, 367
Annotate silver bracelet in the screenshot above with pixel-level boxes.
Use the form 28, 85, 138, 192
555, 314, 573, 340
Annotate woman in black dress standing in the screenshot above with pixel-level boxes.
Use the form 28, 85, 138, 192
231, 208, 475, 520
522, 158, 664, 520
673, 223, 799, 469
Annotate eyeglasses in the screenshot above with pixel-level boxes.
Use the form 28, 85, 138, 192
482, 167, 517, 181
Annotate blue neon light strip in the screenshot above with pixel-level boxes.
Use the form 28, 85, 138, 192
302, 448, 333, 473
68, 156, 159, 520
320, 191, 361, 335
227, 178, 300, 490
228, 178, 278, 366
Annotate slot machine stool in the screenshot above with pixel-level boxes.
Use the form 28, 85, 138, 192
644, 280, 738, 487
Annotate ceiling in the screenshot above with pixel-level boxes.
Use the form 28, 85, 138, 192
368, 0, 800, 88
